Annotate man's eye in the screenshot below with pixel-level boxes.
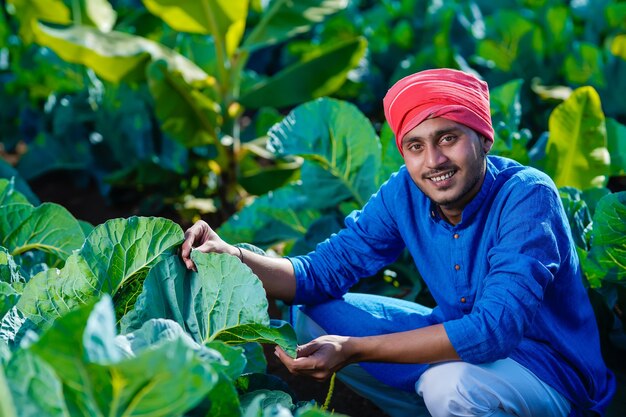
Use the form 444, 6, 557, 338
441, 135, 456, 143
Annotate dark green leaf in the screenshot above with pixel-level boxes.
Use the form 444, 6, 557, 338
585, 192, 626, 287
267, 98, 380, 207
243, 0, 349, 52
240, 38, 367, 109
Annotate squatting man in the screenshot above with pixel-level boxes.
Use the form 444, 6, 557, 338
181, 68, 615, 417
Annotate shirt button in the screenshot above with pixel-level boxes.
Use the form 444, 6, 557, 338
454, 264, 460, 271
460, 297, 466, 303
431, 210, 436, 218
453, 233, 459, 239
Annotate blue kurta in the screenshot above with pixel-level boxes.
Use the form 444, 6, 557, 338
289, 156, 615, 416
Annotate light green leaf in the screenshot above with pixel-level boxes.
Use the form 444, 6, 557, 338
33, 22, 207, 84
78, 0, 117, 32
144, 0, 248, 57
544, 86, 610, 189
267, 97, 381, 207
0, 203, 85, 262
606, 118, 626, 176
564, 42, 606, 87
122, 252, 297, 355
29, 296, 219, 417
476, 11, 537, 72
243, 0, 348, 52
4, 350, 68, 417
16, 254, 98, 328
0, 178, 30, 206
147, 59, 222, 148
7, 0, 70, 43
241, 37, 366, 109
585, 192, 626, 287
239, 390, 293, 414
16, 217, 183, 328
0, 364, 17, 417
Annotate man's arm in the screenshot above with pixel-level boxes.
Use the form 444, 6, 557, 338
181, 220, 297, 302
274, 324, 459, 381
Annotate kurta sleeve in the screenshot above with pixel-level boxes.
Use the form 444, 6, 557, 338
290, 172, 407, 305
443, 180, 572, 363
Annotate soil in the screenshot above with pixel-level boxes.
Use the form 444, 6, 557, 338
28, 171, 388, 417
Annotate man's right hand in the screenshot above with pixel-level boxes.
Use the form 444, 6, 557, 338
180, 220, 237, 271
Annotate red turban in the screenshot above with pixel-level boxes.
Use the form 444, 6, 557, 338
383, 68, 494, 155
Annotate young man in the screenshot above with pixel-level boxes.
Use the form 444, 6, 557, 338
181, 69, 615, 416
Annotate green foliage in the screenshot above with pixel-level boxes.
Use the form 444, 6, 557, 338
544, 86, 610, 190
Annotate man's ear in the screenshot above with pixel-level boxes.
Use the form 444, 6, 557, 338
481, 135, 494, 154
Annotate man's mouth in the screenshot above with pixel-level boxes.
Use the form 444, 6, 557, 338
427, 170, 457, 183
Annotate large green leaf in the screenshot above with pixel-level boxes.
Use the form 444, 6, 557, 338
242, 0, 348, 52
16, 217, 183, 328
0, 203, 85, 262
606, 118, 626, 176
121, 252, 297, 356
267, 98, 381, 207
144, 0, 248, 57
218, 183, 321, 248
3, 350, 68, 417
240, 37, 367, 109
146, 59, 222, 148
80, 217, 184, 294
584, 192, 626, 287
544, 86, 610, 189
28, 296, 219, 417
33, 22, 207, 83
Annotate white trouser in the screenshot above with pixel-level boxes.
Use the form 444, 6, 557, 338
293, 307, 571, 417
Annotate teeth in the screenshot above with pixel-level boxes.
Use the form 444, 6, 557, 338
430, 171, 455, 182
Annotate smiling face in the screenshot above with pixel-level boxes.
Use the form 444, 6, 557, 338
401, 117, 493, 224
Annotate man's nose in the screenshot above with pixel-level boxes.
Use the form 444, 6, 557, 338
425, 145, 448, 168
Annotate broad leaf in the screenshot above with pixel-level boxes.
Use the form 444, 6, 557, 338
33, 22, 207, 84
584, 192, 626, 287
267, 98, 381, 207
0, 248, 24, 317
243, 0, 348, 52
29, 296, 220, 417
544, 86, 610, 189
3, 350, 68, 417
17, 217, 183, 328
0, 203, 85, 262
146, 59, 222, 148
218, 183, 321, 248
80, 217, 184, 294
144, 0, 248, 57
122, 252, 297, 356
240, 37, 367, 109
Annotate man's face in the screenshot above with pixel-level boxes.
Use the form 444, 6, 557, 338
400, 117, 492, 216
